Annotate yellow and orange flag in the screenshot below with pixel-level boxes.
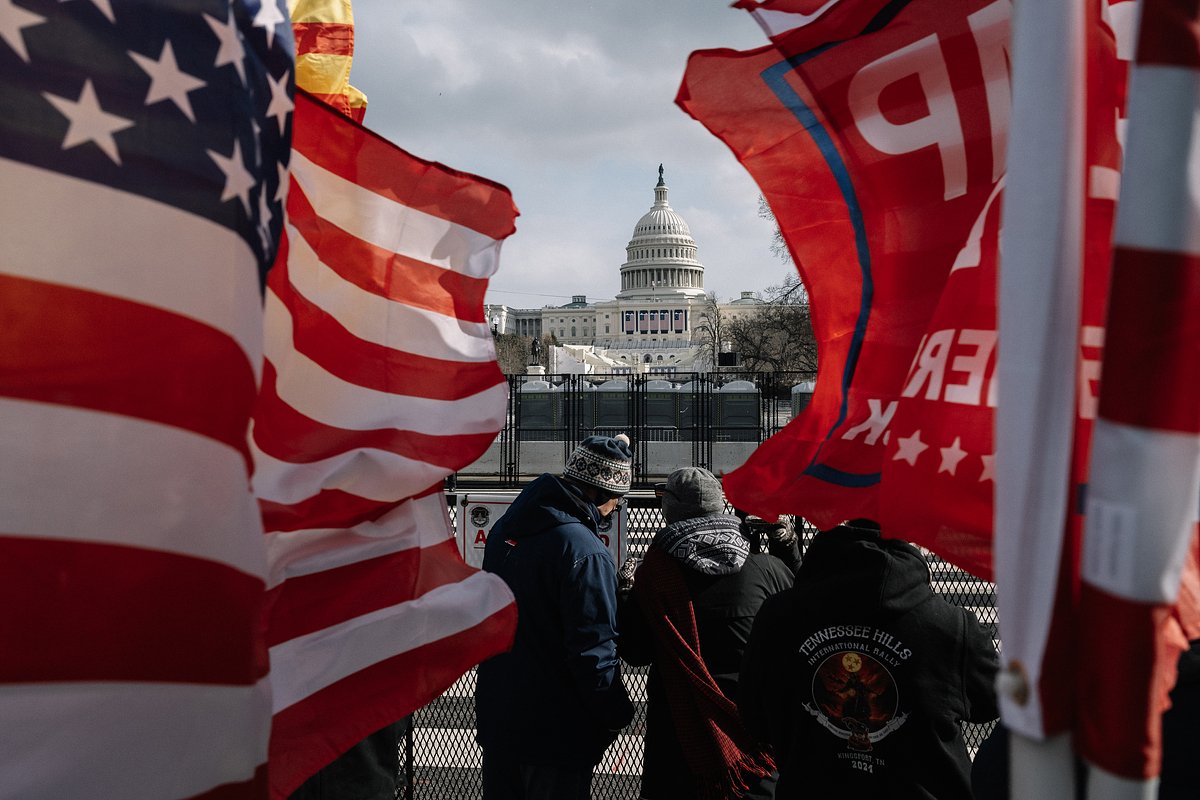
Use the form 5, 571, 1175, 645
289, 0, 368, 121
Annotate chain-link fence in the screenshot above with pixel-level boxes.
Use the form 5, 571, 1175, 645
394, 494, 998, 799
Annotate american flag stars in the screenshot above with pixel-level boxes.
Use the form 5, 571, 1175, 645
250, 0, 284, 50
128, 40, 206, 122
204, 6, 247, 84
0, 0, 43, 61
1, 0, 295, 278
62, 0, 115, 25
41, 78, 132, 164
208, 138, 255, 213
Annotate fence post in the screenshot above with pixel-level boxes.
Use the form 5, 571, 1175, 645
399, 713, 414, 800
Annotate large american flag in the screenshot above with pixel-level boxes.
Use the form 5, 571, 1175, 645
0, 0, 292, 796
255, 91, 518, 796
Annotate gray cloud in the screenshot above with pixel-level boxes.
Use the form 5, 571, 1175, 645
347, 0, 793, 307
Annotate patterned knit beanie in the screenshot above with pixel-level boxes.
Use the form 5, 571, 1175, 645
563, 434, 633, 496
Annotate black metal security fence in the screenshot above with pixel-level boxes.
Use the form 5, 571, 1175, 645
394, 494, 998, 800
458, 371, 817, 488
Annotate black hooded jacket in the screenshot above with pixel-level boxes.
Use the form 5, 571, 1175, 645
474, 474, 634, 768
739, 524, 999, 799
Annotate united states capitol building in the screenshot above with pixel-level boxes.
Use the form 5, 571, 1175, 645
485, 167, 765, 374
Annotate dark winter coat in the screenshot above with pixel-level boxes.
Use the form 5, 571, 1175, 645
474, 474, 634, 769
739, 524, 999, 800
619, 514, 794, 800
1161, 639, 1200, 799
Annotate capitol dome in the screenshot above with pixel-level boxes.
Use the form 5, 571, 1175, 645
616, 165, 706, 300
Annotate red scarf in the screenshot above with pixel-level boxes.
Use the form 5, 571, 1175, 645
633, 547, 776, 799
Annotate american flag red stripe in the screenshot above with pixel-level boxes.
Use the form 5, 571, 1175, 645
1098, 248, 1198, 430
1, 536, 265, 685
1076, 0, 1200, 788
1136, 0, 1200, 68
283, 186, 491, 320
256, 92, 518, 796
253, 365, 496, 467
269, 602, 516, 783
259, 489, 406, 533
267, 262, 499, 399
0, 274, 258, 463
263, 538, 468, 646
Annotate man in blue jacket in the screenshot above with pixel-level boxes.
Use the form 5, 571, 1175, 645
475, 434, 636, 800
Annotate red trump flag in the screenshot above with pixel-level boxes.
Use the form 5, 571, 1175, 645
679, 0, 1025, 578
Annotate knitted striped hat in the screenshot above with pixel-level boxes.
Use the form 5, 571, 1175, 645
563, 434, 633, 496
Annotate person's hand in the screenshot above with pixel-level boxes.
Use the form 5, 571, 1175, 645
766, 515, 798, 547
617, 556, 640, 596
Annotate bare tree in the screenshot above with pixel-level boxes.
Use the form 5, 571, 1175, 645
727, 273, 817, 374
693, 291, 728, 372
492, 334, 532, 375
758, 195, 793, 265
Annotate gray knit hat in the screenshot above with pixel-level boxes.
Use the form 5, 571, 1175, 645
661, 466, 725, 524
563, 434, 633, 496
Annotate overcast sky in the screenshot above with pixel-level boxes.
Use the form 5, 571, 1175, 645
348, 0, 795, 309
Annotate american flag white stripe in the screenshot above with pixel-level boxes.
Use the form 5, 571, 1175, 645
269, 571, 515, 713
291, 149, 504, 280
0, 680, 271, 800
278, 233, 496, 361
1110, 66, 1200, 256
257, 92, 517, 796
259, 298, 506, 427
265, 493, 452, 586
1085, 421, 1199, 602
0, 158, 265, 370
252, 443, 459, 506
1, 397, 266, 577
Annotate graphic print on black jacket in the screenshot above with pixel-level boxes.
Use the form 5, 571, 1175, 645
739, 523, 999, 800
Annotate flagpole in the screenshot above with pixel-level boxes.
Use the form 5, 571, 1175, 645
1087, 768, 1158, 800
995, 1, 1087, 798
1010, 734, 1078, 800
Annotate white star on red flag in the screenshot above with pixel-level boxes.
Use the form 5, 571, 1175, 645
978, 453, 995, 483
893, 430, 928, 466
938, 436, 968, 475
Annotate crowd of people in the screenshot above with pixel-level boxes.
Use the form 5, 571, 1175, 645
295, 431, 1197, 799
473, 433, 1004, 800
